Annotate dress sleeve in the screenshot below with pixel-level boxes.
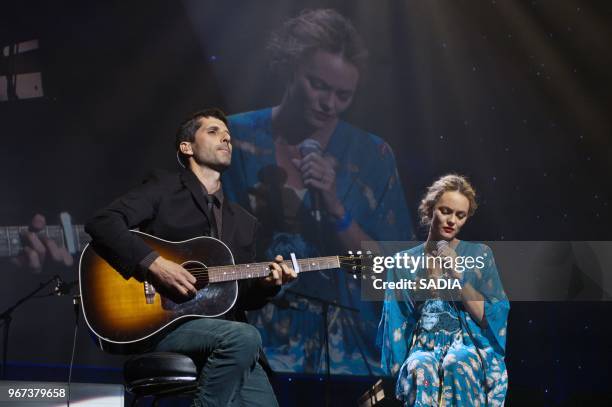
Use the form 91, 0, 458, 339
362, 142, 414, 242
468, 244, 510, 355
377, 264, 419, 376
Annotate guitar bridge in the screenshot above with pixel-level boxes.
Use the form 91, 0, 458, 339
144, 281, 156, 304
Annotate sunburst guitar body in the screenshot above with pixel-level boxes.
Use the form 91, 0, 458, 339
79, 231, 364, 353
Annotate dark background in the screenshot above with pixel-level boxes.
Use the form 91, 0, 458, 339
1, 0, 611, 405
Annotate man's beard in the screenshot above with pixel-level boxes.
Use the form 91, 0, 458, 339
192, 153, 231, 173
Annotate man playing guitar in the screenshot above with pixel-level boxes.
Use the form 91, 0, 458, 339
84, 108, 296, 406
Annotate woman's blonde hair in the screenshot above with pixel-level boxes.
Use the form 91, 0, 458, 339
418, 174, 478, 227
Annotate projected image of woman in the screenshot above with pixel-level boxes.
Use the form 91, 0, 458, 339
223, 9, 413, 374
378, 174, 509, 406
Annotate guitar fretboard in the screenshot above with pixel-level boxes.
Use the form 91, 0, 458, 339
0, 225, 89, 258
205, 256, 342, 283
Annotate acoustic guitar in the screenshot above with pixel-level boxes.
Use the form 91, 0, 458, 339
78, 231, 366, 353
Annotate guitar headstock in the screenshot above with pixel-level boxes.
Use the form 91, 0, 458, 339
339, 250, 373, 277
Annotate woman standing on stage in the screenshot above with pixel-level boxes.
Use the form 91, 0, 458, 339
378, 174, 509, 406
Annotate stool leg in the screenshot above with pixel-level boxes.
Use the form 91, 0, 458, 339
130, 395, 139, 407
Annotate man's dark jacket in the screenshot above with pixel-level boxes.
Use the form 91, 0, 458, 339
85, 168, 278, 327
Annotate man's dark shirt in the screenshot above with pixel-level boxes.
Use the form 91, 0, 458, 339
85, 169, 280, 320
138, 185, 224, 270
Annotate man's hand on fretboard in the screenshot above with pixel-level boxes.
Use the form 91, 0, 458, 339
10, 214, 74, 271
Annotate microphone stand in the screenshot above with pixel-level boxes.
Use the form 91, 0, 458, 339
0, 275, 60, 379
285, 289, 361, 407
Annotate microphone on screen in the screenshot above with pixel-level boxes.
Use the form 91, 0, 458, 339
298, 138, 323, 223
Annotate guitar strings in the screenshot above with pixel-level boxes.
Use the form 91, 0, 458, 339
178, 256, 360, 272
185, 262, 365, 275
183, 261, 370, 281
181, 257, 363, 274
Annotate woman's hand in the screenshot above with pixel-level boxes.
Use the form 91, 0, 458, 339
436, 244, 464, 281
292, 153, 344, 218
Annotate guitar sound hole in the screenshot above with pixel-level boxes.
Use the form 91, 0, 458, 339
181, 260, 209, 288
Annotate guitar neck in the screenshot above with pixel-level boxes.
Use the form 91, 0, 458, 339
3, 225, 357, 282
206, 256, 343, 283
0, 224, 90, 258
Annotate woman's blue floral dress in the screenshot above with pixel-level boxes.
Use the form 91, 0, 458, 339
222, 108, 414, 374
377, 241, 509, 406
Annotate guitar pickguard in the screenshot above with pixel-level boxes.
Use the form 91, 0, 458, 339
80, 232, 239, 348
161, 281, 238, 318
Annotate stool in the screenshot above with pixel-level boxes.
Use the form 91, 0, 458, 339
124, 352, 198, 406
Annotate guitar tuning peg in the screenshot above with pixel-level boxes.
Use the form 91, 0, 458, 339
352, 274, 357, 279
366, 250, 372, 255
356, 250, 362, 255
348, 250, 353, 255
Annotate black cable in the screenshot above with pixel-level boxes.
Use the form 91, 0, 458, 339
67, 295, 80, 407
